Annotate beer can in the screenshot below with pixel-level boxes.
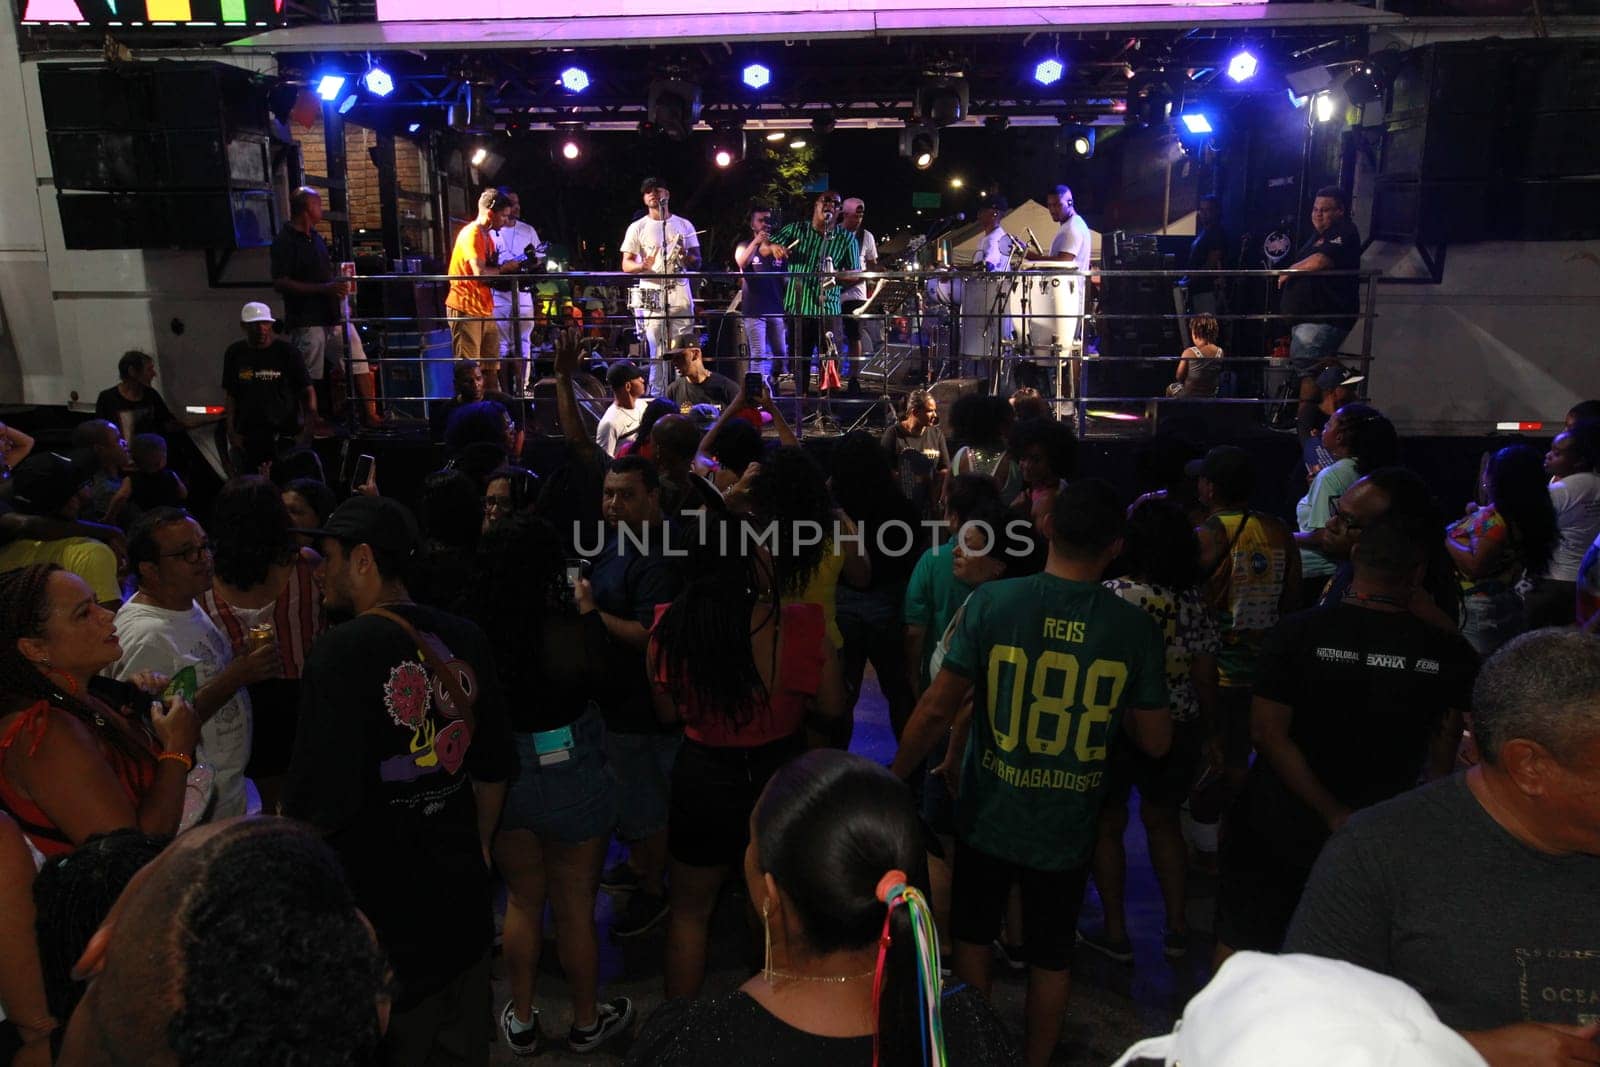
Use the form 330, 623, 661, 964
247, 623, 274, 652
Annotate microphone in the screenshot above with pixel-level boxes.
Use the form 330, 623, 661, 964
824, 330, 841, 358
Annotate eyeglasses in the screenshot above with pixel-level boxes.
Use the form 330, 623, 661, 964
162, 541, 212, 564
1328, 498, 1364, 531
483, 495, 513, 512
818, 198, 843, 207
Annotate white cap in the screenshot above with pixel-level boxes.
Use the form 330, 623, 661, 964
240, 301, 276, 325
1110, 953, 1486, 1067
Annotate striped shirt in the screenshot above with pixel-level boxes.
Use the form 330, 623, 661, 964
199, 552, 326, 678
770, 222, 860, 317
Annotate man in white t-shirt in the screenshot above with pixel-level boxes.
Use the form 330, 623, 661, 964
838, 197, 881, 370
1530, 421, 1600, 626
973, 196, 1016, 271
107, 508, 278, 819
596, 360, 648, 457
490, 188, 544, 395
621, 177, 700, 396
1042, 184, 1092, 269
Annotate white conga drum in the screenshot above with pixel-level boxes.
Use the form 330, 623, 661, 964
959, 272, 1012, 364
1008, 264, 1084, 355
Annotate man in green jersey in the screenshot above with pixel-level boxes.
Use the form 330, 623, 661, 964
892, 479, 1170, 1067
761, 191, 860, 398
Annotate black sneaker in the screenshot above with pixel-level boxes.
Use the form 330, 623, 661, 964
600, 862, 642, 894
611, 890, 669, 939
499, 999, 542, 1057
1076, 928, 1135, 964
567, 996, 636, 1053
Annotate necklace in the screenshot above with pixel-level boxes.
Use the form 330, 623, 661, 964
764, 967, 876, 985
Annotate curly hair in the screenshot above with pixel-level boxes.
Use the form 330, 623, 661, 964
166, 820, 389, 1065
34, 829, 170, 1022
747, 446, 835, 596
1121, 496, 1201, 591
283, 478, 336, 527
0, 565, 152, 768
210, 476, 297, 591
1008, 416, 1077, 480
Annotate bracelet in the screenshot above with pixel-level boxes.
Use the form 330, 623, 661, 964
158, 751, 193, 771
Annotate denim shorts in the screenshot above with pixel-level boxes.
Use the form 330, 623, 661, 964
501, 706, 616, 845
1289, 322, 1350, 374
605, 729, 682, 842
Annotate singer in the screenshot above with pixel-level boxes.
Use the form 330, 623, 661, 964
761, 190, 860, 398
621, 177, 702, 395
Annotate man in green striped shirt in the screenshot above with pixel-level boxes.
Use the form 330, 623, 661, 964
762, 191, 860, 396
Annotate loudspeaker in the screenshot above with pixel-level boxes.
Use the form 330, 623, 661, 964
928, 377, 985, 410
48, 130, 270, 191
1370, 180, 1490, 243
39, 62, 268, 135
56, 189, 277, 249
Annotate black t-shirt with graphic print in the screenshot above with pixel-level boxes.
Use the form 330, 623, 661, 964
1236, 602, 1477, 869
221, 339, 310, 437
1280, 217, 1362, 329
285, 603, 516, 1010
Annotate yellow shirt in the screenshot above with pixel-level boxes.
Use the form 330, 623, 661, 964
0, 537, 120, 604
785, 541, 845, 648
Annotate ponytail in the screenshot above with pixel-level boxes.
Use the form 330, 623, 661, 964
872, 873, 947, 1067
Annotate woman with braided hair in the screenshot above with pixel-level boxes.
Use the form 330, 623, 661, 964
0, 564, 199, 858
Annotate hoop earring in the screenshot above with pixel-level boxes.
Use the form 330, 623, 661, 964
762, 899, 774, 984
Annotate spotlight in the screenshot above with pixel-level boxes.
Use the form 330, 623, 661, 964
709, 123, 744, 167
646, 79, 702, 142
949, 177, 964, 189
561, 139, 581, 161
470, 146, 504, 179
789, 138, 808, 149
1287, 88, 1309, 108
471, 147, 488, 166
900, 122, 939, 169
1180, 113, 1214, 134
364, 67, 394, 97
916, 78, 969, 126
742, 63, 771, 90
337, 92, 358, 116
407, 122, 422, 134
315, 74, 346, 101
1314, 91, 1338, 123
1061, 123, 1095, 157
560, 66, 590, 93
1343, 54, 1401, 108
713, 148, 734, 168
1226, 51, 1258, 83
1033, 58, 1064, 86
765, 130, 786, 142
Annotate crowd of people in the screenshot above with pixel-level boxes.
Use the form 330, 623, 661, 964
1, 194, 1598, 1065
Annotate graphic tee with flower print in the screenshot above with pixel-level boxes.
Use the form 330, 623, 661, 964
1103, 579, 1220, 723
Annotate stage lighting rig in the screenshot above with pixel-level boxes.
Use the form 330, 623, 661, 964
1226, 51, 1258, 83
709, 122, 744, 168
900, 122, 939, 169
554, 124, 586, 163
1343, 52, 1400, 107
1314, 91, 1339, 123
742, 63, 771, 90
1034, 58, 1064, 86
315, 74, 346, 102
915, 76, 969, 127
1060, 122, 1095, 158
560, 66, 590, 93
646, 78, 702, 142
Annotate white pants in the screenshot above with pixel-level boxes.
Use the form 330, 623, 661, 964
638, 283, 693, 395
494, 293, 535, 389
741, 315, 787, 380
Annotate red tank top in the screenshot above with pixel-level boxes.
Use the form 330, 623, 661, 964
0, 699, 157, 857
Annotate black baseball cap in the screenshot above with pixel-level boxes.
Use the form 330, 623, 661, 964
292, 495, 420, 558
607, 360, 643, 390
640, 177, 666, 195
10, 452, 90, 516
665, 329, 701, 356
1316, 366, 1366, 393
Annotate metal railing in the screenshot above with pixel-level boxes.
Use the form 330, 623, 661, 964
333, 265, 1382, 439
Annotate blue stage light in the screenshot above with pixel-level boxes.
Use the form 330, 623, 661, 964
337, 92, 359, 115
742, 64, 771, 90
408, 122, 422, 133
1227, 51, 1259, 83
560, 67, 590, 93
1034, 59, 1064, 86
315, 74, 346, 101
1181, 113, 1214, 134
364, 68, 394, 97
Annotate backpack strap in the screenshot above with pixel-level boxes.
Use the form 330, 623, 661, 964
364, 607, 476, 739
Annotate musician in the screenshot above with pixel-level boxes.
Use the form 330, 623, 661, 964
838, 197, 880, 369
734, 205, 788, 382
446, 189, 513, 393
1035, 184, 1091, 270
489, 187, 542, 395
972, 196, 1014, 271
621, 177, 701, 395
762, 191, 861, 398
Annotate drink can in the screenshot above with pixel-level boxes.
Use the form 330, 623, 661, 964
339, 261, 357, 279
247, 623, 274, 652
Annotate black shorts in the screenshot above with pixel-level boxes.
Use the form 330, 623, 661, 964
1213, 808, 1313, 953
950, 840, 1088, 971
1216, 685, 1254, 770
668, 734, 803, 868
1104, 717, 1203, 809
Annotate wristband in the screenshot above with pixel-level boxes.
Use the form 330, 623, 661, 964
158, 751, 194, 771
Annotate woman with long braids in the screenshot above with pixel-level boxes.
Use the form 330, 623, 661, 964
649, 512, 845, 1000
627, 750, 1020, 1066
0, 564, 200, 857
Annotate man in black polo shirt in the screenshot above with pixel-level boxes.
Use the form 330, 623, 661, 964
271, 187, 377, 426
1278, 186, 1362, 402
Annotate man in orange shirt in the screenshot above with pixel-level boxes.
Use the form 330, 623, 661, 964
447, 189, 513, 392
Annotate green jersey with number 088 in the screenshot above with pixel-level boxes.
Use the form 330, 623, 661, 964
941, 574, 1167, 871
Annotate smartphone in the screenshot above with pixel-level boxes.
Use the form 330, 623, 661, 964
564, 558, 589, 602
744, 371, 765, 397
350, 453, 375, 493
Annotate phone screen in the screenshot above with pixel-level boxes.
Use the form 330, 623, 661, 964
351, 454, 375, 492
744, 372, 764, 396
